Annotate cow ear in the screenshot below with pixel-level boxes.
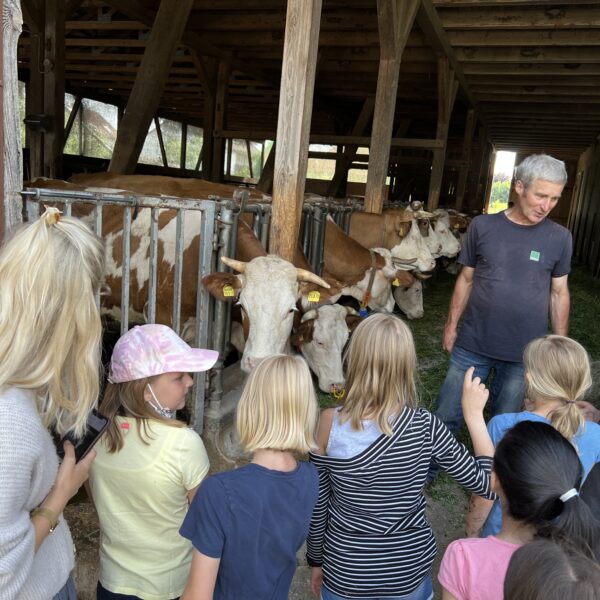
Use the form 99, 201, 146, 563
202, 272, 242, 302
290, 320, 315, 348
345, 315, 363, 332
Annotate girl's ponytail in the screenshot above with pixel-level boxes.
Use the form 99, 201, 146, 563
523, 335, 591, 441
495, 421, 600, 560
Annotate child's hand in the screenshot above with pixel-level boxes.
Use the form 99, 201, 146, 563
462, 366, 489, 421
310, 566, 323, 598
576, 400, 600, 424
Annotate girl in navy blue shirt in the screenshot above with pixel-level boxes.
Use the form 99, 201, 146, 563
180, 355, 319, 600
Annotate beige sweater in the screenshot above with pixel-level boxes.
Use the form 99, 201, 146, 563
0, 388, 74, 599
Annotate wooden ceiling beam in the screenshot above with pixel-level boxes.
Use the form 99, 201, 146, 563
437, 7, 600, 29
462, 63, 600, 76
477, 94, 600, 104
448, 29, 600, 47
455, 47, 600, 63
416, 0, 479, 110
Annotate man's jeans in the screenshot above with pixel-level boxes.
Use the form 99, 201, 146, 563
435, 345, 525, 435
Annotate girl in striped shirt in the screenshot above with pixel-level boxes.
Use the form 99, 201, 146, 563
307, 313, 496, 600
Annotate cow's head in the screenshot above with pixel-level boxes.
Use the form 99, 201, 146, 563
433, 214, 461, 257
391, 219, 436, 275
291, 305, 362, 394
202, 255, 330, 372
393, 279, 424, 320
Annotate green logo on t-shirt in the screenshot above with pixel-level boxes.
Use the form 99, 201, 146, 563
530, 250, 540, 262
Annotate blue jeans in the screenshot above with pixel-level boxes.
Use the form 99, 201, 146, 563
321, 577, 433, 600
53, 575, 77, 600
435, 345, 525, 435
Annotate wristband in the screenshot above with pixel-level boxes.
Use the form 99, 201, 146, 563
31, 507, 59, 533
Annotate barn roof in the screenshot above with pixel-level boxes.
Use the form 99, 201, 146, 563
17, 0, 600, 156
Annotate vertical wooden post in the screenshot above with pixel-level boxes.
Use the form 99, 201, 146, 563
109, 0, 194, 174
327, 96, 374, 197
364, 0, 420, 214
43, 0, 65, 178
3, 0, 23, 235
25, 5, 44, 180
428, 57, 458, 210
455, 108, 476, 210
269, 0, 322, 261
192, 52, 217, 181
211, 61, 229, 182
483, 146, 497, 213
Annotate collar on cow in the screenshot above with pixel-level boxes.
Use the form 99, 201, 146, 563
361, 249, 378, 311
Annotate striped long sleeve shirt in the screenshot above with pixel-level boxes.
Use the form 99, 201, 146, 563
306, 407, 495, 598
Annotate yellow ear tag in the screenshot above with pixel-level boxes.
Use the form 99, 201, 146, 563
392, 278, 401, 287
308, 291, 320, 303
222, 284, 235, 297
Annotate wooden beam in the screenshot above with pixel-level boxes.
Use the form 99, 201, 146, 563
455, 108, 476, 210
21, 0, 43, 30
463, 63, 600, 76
455, 47, 600, 63
269, 0, 322, 261
256, 142, 275, 193
26, 10, 44, 180
417, 0, 479, 111
437, 7, 600, 29
109, 0, 194, 174
327, 96, 375, 197
428, 57, 458, 210
447, 29, 600, 47
210, 62, 230, 182
43, 0, 65, 179
364, 0, 420, 214
63, 95, 81, 145
3, 0, 23, 234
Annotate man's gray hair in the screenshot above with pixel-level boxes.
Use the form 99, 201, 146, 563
514, 154, 567, 189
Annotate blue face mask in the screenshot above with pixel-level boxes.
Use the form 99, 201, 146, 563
146, 384, 176, 419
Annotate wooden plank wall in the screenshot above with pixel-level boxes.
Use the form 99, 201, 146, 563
569, 141, 600, 278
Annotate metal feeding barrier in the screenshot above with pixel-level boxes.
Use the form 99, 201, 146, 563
20, 187, 363, 433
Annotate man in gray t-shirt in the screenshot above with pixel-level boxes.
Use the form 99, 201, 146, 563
434, 154, 572, 435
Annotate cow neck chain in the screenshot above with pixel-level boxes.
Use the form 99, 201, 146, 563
361, 249, 378, 310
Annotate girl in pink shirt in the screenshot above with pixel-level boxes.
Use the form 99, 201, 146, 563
439, 420, 599, 600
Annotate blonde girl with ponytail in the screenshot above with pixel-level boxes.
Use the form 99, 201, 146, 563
466, 335, 600, 539
0, 207, 105, 600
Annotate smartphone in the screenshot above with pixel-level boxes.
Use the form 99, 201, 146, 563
57, 409, 110, 462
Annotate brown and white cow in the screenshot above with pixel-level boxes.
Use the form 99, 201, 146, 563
393, 279, 424, 320
291, 304, 362, 393
323, 216, 416, 313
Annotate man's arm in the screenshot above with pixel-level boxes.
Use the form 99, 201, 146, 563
550, 274, 569, 335
443, 266, 475, 353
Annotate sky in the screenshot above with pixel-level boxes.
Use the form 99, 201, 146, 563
494, 150, 516, 178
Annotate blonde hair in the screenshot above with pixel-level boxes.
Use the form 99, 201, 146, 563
100, 377, 184, 453
0, 207, 105, 438
524, 335, 591, 440
341, 313, 418, 435
236, 354, 318, 454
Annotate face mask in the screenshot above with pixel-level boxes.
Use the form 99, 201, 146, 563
146, 384, 176, 419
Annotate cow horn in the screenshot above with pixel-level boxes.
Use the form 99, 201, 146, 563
221, 256, 246, 273
296, 268, 331, 289
392, 256, 417, 265
300, 309, 319, 323
344, 306, 360, 316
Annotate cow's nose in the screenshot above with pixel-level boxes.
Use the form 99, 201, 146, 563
330, 384, 346, 399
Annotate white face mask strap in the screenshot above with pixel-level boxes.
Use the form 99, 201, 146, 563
146, 384, 176, 419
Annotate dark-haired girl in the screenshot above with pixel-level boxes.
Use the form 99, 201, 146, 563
438, 421, 600, 600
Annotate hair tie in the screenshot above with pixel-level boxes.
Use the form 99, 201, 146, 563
559, 488, 578, 503
41, 206, 62, 226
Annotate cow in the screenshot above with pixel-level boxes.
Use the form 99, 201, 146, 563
431, 209, 461, 258
393, 279, 424, 320
323, 216, 416, 313
202, 256, 330, 372
348, 209, 437, 275
291, 304, 362, 394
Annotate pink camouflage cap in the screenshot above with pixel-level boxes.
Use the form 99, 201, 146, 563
108, 324, 219, 384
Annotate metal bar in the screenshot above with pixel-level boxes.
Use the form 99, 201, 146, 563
94, 203, 103, 309
64, 201, 72, 217
303, 206, 313, 258
192, 200, 217, 434
147, 207, 159, 323
172, 210, 185, 335
207, 204, 235, 418
259, 206, 270, 250
310, 205, 324, 274
120, 206, 132, 335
